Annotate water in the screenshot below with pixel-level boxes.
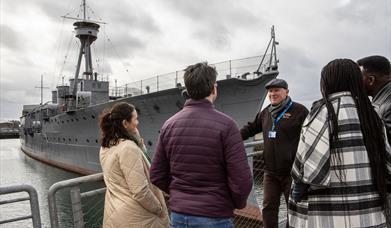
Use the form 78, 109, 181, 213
0, 139, 80, 227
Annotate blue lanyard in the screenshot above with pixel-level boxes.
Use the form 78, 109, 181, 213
271, 101, 293, 131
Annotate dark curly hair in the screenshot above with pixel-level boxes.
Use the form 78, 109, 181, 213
99, 102, 140, 148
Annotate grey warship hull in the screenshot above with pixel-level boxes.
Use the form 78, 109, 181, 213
20, 71, 277, 174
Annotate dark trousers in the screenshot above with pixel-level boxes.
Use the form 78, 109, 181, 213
262, 172, 292, 228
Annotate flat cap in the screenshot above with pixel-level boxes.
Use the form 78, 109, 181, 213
265, 78, 288, 89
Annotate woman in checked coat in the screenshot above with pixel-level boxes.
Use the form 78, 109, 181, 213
288, 59, 391, 228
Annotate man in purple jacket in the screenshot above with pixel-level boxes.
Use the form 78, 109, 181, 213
150, 62, 253, 227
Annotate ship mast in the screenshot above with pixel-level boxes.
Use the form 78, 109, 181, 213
255, 25, 279, 75
70, 0, 100, 108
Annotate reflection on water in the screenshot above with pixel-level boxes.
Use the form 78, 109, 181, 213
0, 139, 80, 227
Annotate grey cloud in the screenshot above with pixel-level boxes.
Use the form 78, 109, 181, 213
38, 0, 161, 35
39, 0, 72, 21
277, 46, 322, 108
0, 25, 21, 50
0, 100, 25, 121
193, 23, 232, 50
103, 6, 160, 34
333, 0, 390, 24
35, 0, 155, 60
164, 0, 262, 27
94, 30, 145, 59
163, 0, 266, 50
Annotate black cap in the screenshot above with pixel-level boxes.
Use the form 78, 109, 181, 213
265, 78, 288, 89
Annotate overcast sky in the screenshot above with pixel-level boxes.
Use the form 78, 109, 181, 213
0, 0, 390, 122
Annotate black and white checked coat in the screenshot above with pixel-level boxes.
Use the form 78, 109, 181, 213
288, 92, 391, 228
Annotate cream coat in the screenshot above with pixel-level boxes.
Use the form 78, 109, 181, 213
100, 140, 169, 228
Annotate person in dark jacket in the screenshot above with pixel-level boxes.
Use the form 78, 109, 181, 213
150, 62, 253, 228
240, 78, 308, 228
358, 55, 391, 227
358, 55, 391, 142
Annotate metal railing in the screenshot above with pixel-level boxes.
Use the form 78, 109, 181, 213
46, 140, 266, 228
109, 55, 273, 97
0, 184, 42, 228
48, 173, 105, 228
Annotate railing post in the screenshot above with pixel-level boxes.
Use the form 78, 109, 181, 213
175, 71, 178, 87
140, 80, 143, 95
70, 186, 85, 228
229, 60, 232, 77
48, 187, 59, 228
28, 186, 42, 228
0, 185, 42, 228
157, 75, 159, 92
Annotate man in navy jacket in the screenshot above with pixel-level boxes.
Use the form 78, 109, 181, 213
150, 62, 253, 227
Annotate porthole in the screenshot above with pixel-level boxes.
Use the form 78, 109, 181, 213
83, 117, 87, 120
86, 139, 90, 143
95, 139, 98, 144
91, 115, 95, 119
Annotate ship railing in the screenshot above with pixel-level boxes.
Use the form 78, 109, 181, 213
47, 140, 267, 228
0, 184, 42, 228
109, 55, 273, 97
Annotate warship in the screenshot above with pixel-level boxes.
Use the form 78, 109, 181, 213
20, 0, 279, 174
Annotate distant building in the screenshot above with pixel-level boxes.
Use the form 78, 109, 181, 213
0, 120, 20, 138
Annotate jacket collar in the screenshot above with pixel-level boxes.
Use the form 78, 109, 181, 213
309, 91, 352, 119
373, 81, 391, 103
327, 91, 352, 100
184, 99, 214, 109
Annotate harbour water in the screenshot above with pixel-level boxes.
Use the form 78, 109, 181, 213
0, 139, 79, 227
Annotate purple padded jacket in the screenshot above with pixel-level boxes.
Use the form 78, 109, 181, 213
150, 99, 253, 218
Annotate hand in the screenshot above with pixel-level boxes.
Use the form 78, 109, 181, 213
132, 127, 141, 138
291, 181, 309, 203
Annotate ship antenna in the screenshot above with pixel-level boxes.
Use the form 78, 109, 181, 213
254, 25, 279, 75
83, 0, 86, 21
35, 74, 50, 105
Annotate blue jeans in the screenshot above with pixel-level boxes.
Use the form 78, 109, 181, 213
170, 211, 233, 228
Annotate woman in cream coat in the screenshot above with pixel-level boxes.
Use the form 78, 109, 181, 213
99, 102, 169, 228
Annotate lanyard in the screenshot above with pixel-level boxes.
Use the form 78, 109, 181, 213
271, 101, 293, 131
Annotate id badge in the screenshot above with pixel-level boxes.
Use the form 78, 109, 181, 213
268, 131, 276, 139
